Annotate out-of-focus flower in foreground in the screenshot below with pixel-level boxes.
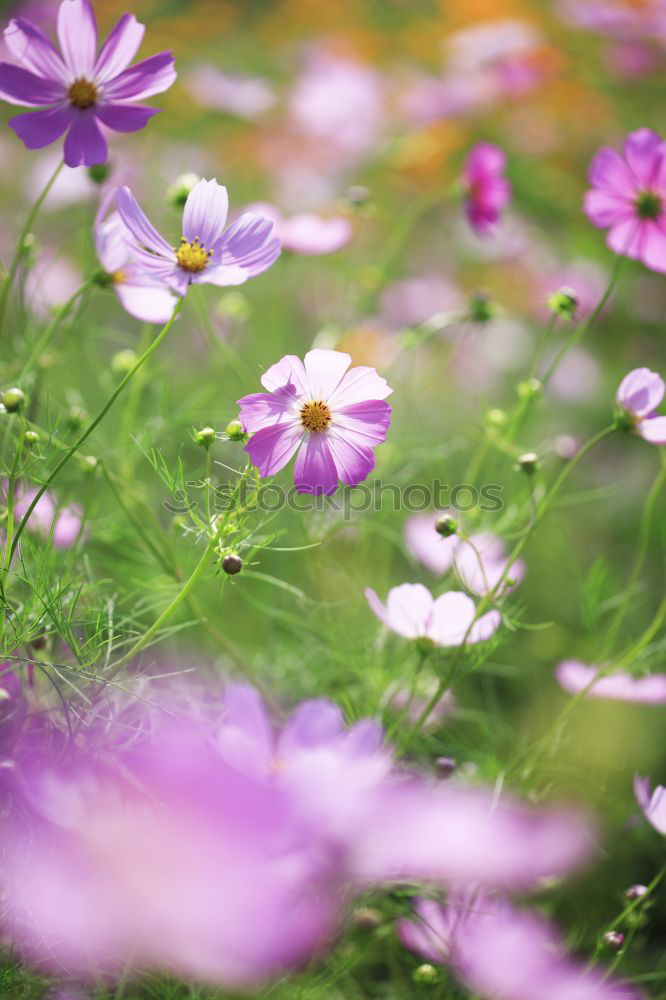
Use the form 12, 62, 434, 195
398, 895, 641, 999
116, 178, 281, 296
634, 775, 666, 835
462, 142, 511, 235
365, 583, 500, 646
0, 0, 176, 166
584, 129, 666, 273
238, 349, 392, 495
556, 660, 666, 704
615, 367, 666, 444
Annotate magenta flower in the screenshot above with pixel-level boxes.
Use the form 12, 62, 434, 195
462, 142, 511, 235
237, 349, 392, 495
365, 583, 500, 646
634, 775, 666, 835
116, 178, 281, 297
399, 895, 641, 1000
616, 367, 666, 444
584, 129, 666, 273
556, 660, 666, 704
0, 0, 176, 167
94, 199, 176, 324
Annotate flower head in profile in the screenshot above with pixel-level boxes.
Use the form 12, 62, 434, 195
116, 178, 281, 297
615, 367, 666, 444
0, 0, 176, 167
556, 660, 666, 704
462, 142, 511, 235
634, 775, 666, 835
94, 196, 176, 324
584, 128, 666, 273
365, 583, 500, 647
237, 349, 392, 495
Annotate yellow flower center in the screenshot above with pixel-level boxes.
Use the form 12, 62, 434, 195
68, 78, 98, 109
175, 237, 212, 273
300, 400, 332, 433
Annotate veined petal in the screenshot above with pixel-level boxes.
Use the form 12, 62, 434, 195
63, 111, 107, 167
606, 217, 641, 258
588, 146, 635, 196
261, 355, 309, 396
304, 349, 351, 401
244, 422, 304, 478
114, 281, 176, 325
293, 434, 338, 495
95, 102, 159, 132
616, 367, 664, 416
4, 18, 67, 83
94, 13, 145, 83
57, 0, 97, 79
333, 400, 391, 445
9, 105, 70, 149
326, 430, 376, 487
624, 128, 665, 188
115, 185, 174, 258
640, 415, 666, 445
183, 178, 229, 248
237, 387, 300, 435
638, 219, 666, 274
103, 51, 176, 101
213, 212, 280, 273
329, 365, 392, 407
0, 61, 65, 106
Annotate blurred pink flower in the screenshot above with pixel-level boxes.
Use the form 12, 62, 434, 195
24, 250, 81, 318
13, 486, 84, 548
584, 129, 666, 273
380, 274, 463, 329
404, 512, 459, 576
185, 65, 275, 118
634, 775, 666, 834
558, 0, 666, 47
616, 367, 666, 444
247, 201, 352, 255
556, 660, 666, 704
399, 895, 641, 999
238, 349, 392, 495
462, 142, 511, 235
365, 583, 500, 646
548, 346, 602, 403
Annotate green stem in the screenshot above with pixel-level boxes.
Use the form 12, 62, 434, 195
0, 159, 65, 336
9, 298, 183, 562
19, 277, 95, 380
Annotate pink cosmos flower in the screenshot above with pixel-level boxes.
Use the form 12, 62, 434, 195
634, 775, 666, 835
399, 895, 641, 1000
13, 486, 83, 547
365, 583, 500, 646
94, 196, 175, 324
584, 129, 666, 273
248, 201, 353, 255
0, 0, 176, 167
616, 367, 666, 444
462, 142, 511, 234
237, 349, 392, 495
556, 660, 666, 704
185, 65, 275, 119
115, 178, 281, 297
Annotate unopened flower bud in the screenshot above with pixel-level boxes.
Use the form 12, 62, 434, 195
548, 286, 578, 319
196, 426, 216, 447
222, 553, 243, 576
517, 451, 539, 474
413, 963, 439, 984
167, 172, 201, 208
111, 348, 138, 375
88, 162, 112, 184
486, 407, 507, 427
20, 233, 38, 265
2, 387, 25, 413
435, 755, 457, 778
24, 429, 39, 445
352, 906, 382, 930
346, 184, 371, 207
66, 406, 87, 431
81, 455, 99, 474
603, 931, 624, 951
225, 419, 246, 442
435, 514, 457, 537
468, 290, 496, 324
517, 377, 542, 400
625, 884, 648, 901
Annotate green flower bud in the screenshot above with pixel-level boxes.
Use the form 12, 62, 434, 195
2, 387, 25, 413
24, 429, 39, 445
435, 514, 458, 537
222, 553, 243, 576
225, 419, 246, 442
195, 426, 216, 447
111, 348, 138, 376
516, 451, 539, 474
547, 286, 578, 319
486, 407, 508, 427
167, 172, 201, 208
88, 162, 112, 184
66, 405, 88, 431
413, 963, 439, 984
467, 290, 496, 324
80, 455, 99, 474
517, 377, 542, 400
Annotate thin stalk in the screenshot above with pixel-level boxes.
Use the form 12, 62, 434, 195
19, 277, 95, 379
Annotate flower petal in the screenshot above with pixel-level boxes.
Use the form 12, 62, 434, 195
616, 367, 664, 416
304, 349, 351, 401
94, 13, 145, 83
114, 281, 176, 324
637, 219, 666, 274
183, 178, 229, 248
244, 422, 304, 478
588, 146, 635, 196
624, 128, 666, 189
385, 583, 433, 638
63, 111, 107, 167
103, 51, 176, 101
237, 387, 300, 435
95, 102, 159, 132
261, 355, 309, 396
429, 591, 476, 645
557, 660, 666, 703
293, 434, 339, 495
326, 429, 376, 487
583, 189, 634, 229
333, 400, 391, 446
9, 105, 70, 149
196, 264, 250, 287
213, 212, 281, 276
0, 61, 64, 106
115, 185, 174, 258
640, 415, 666, 445
329, 366, 392, 407
57, 0, 97, 79
4, 18, 67, 83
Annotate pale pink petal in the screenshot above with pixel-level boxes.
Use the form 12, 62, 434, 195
638, 219, 666, 273
640, 415, 666, 444
183, 179, 229, 249
326, 429, 376, 486
304, 349, 351, 401
196, 264, 250, 287
384, 583, 434, 639
57, 0, 97, 78
428, 591, 476, 644
404, 513, 459, 576
94, 13, 145, 83
260, 355, 309, 396
279, 214, 352, 255
102, 51, 176, 101
583, 189, 634, 228
624, 128, 666, 187
557, 660, 666, 703
364, 588, 392, 630
333, 400, 391, 446
328, 366, 393, 407
115, 282, 176, 324
115, 185, 174, 258
244, 422, 303, 477
616, 367, 664, 416
606, 216, 641, 258
293, 434, 338, 495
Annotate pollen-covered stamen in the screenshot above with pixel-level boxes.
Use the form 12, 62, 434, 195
68, 77, 98, 109
111, 270, 126, 285
175, 237, 213, 273
300, 400, 332, 433
635, 190, 663, 220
